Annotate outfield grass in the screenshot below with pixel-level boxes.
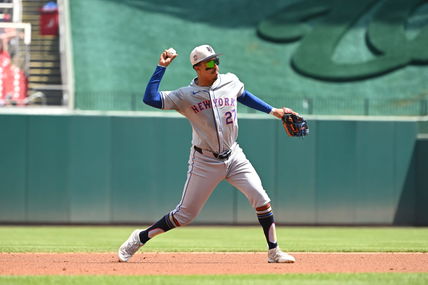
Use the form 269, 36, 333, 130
0, 226, 427, 253
1, 273, 428, 285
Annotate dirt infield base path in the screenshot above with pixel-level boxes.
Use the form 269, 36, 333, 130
1, 253, 427, 275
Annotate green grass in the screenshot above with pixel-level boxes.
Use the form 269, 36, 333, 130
0, 274, 428, 285
0, 226, 427, 253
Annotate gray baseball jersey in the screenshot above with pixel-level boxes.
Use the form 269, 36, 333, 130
159, 72, 270, 226
161, 72, 241, 154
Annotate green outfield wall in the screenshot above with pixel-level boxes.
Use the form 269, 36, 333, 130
0, 113, 427, 225
70, 0, 428, 115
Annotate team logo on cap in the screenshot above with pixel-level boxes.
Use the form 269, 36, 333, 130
206, 46, 213, 52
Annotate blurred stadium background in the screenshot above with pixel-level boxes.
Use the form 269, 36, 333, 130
0, 0, 427, 225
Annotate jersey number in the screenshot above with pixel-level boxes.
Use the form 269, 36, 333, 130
225, 109, 236, 124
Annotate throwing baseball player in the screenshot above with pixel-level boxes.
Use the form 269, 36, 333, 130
118, 44, 298, 263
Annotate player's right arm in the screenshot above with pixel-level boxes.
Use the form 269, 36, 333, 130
143, 66, 165, 108
142, 50, 178, 109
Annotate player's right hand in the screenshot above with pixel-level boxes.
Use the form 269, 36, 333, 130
159, 49, 178, 67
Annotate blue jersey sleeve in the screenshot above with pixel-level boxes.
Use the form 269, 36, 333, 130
143, 65, 166, 109
237, 90, 273, 114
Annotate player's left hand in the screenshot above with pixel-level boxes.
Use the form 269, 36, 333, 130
271, 107, 298, 119
281, 112, 309, 137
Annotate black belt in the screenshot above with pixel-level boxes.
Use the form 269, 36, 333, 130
194, 146, 232, 160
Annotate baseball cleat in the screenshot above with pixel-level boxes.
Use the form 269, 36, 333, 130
118, 229, 144, 262
268, 247, 296, 263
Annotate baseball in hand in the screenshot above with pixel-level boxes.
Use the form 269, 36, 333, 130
166, 48, 177, 57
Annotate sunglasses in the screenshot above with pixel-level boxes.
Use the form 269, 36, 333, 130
205, 58, 220, 69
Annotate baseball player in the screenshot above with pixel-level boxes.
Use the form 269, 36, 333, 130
118, 44, 296, 263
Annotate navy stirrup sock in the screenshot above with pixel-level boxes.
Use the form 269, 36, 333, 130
139, 213, 179, 244
256, 203, 278, 250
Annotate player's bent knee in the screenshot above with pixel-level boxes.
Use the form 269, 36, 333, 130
256, 202, 271, 212
250, 194, 271, 210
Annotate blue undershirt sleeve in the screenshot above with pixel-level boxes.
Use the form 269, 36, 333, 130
237, 90, 273, 114
143, 65, 166, 109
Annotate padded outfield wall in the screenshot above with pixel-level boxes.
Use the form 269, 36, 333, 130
69, 0, 428, 115
0, 113, 427, 225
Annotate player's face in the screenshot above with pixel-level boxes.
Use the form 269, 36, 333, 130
204, 58, 220, 70
195, 58, 219, 79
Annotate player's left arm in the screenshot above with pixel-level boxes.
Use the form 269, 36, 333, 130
237, 90, 272, 113
237, 90, 296, 118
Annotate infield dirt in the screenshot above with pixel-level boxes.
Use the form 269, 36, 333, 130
1, 253, 428, 275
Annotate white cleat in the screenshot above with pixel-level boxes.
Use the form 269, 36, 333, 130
118, 229, 144, 262
268, 247, 296, 263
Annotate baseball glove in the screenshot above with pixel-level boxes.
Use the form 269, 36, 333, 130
282, 113, 309, 137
